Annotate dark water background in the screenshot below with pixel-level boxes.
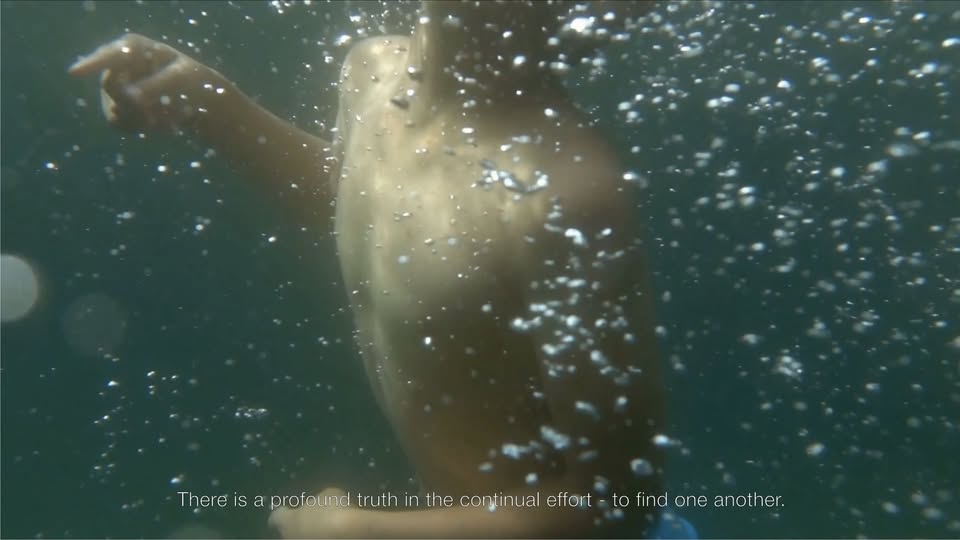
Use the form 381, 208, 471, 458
2, 1, 958, 538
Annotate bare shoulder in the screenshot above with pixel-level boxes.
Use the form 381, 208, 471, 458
340, 35, 411, 82
334, 35, 412, 161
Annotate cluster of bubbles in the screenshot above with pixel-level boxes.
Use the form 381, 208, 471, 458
573, 1, 958, 536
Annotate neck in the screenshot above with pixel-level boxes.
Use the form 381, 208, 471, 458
406, 1, 568, 121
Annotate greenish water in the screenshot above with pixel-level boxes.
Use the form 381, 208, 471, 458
2, 1, 958, 537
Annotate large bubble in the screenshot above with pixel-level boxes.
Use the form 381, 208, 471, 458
1, 254, 41, 323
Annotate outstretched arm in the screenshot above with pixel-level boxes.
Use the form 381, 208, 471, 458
69, 34, 335, 226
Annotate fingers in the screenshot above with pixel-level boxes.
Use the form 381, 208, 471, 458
268, 507, 283, 529
125, 58, 202, 104
268, 506, 298, 538
68, 33, 178, 77
99, 69, 151, 132
100, 68, 184, 132
70, 33, 225, 134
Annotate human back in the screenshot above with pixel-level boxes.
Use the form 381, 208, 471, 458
333, 19, 666, 531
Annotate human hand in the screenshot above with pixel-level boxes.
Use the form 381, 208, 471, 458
68, 33, 233, 133
268, 487, 348, 539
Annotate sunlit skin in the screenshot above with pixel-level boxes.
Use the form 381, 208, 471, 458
69, 1, 664, 537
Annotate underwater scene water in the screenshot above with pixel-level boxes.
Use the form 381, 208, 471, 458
1, 1, 958, 538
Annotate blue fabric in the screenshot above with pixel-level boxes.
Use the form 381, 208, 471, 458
650, 508, 698, 539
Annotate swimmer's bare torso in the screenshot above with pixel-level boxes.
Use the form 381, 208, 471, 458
70, 2, 664, 537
